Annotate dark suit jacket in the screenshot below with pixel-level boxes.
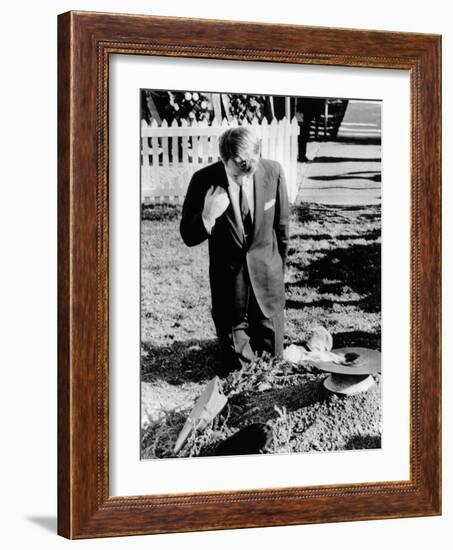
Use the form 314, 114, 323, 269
180, 158, 289, 324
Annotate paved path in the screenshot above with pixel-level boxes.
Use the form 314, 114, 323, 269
296, 140, 382, 206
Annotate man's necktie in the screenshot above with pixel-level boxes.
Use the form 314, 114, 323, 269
239, 184, 253, 242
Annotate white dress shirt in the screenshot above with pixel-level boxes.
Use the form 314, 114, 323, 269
226, 172, 255, 223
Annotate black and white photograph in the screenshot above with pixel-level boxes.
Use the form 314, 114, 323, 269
1, 0, 447, 546
140, 89, 382, 460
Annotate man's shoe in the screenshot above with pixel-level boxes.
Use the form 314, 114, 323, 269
215, 362, 241, 379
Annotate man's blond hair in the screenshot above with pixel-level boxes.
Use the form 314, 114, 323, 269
219, 126, 261, 163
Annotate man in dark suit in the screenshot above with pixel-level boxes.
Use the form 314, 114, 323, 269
180, 127, 289, 376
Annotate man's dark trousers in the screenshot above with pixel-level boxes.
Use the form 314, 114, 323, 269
212, 262, 284, 373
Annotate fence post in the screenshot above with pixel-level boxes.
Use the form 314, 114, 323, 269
150, 120, 160, 189
141, 119, 151, 195
269, 119, 278, 160
260, 117, 269, 158
200, 119, 209, 166
290, 117, 300, 202
171, 119, 179, 165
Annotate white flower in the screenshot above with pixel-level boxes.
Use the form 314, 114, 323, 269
192, 92, 199, 101
184, 92, 192, 100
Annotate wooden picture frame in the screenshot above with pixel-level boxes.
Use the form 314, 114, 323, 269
58, 10, 441, 539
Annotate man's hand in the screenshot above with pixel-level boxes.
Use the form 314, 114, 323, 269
202, 186, 229, 230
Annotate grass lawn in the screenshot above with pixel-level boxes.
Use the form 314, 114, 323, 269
140, 199, 381, 459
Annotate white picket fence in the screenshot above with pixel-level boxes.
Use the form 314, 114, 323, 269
141, 117, 300, 204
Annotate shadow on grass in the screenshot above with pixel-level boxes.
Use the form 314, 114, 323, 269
334, 136, 381, 145
141, 202, 181, 221
289, 228, 380, 246
291, 202, 381, 218
324, 204, 380, 213
311, 155, 381, 163
336, 229, 381, 241
290, 203, 321, 225
287, 241, 381, 313
309, 242, 380, 312
228, 378, 327, 427
141, 338, 220, 384
333, 330, 381, 351
343, 434, 381, 450
308, 172, 381, 183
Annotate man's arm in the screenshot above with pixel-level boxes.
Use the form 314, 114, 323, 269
180, 172, 210, 247
180, 172, 229, 246
274, 163, 290, 267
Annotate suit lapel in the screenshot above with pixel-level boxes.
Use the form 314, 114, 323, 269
251, 160, 266, 243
